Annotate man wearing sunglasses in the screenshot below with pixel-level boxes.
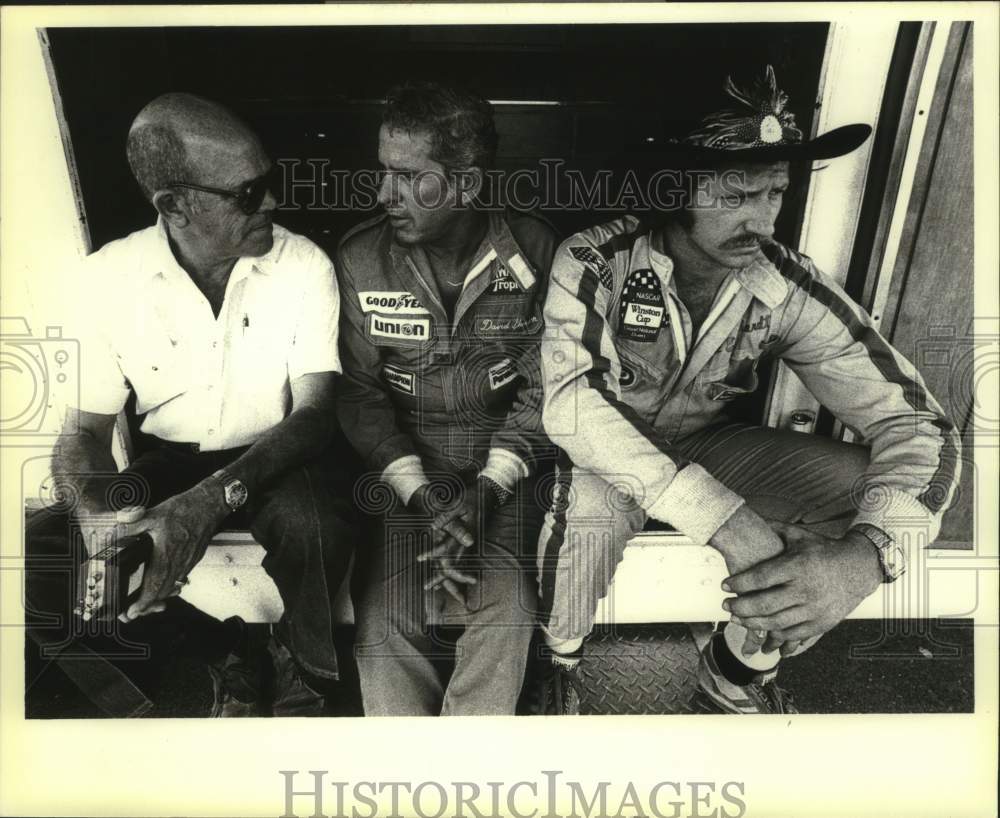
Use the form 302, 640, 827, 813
47, 93, 355, 717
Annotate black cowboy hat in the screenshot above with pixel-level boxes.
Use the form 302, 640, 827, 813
627, 65, 872, 167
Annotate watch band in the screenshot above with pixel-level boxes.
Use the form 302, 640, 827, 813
853, 523, 906, 583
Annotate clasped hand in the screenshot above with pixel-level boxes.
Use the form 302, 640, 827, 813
723, 521, 883, 657
411, 480, 498, 607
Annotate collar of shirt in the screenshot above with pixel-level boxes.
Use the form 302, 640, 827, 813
639, 229, 788, 356
140, 217, 277, 288
643, 228, 788, 310
387, 211, 537, 323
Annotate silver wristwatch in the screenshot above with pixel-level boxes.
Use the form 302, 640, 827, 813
213, 469, 248, 512
853, 523, 906, 583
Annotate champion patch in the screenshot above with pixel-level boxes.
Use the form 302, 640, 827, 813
569, 246, 614, 291
358, 291, 428, 315
488, 358, 518, 390
618, 268, 666, 342
366, 313, 431, 344
382, 364, 415, 395
491, 263, 523, 293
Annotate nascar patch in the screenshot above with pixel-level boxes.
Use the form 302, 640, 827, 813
366, 313, 431, 345
618, 268, 666, 342
569, 246, 614, 291
382, 364, 415, 395
358, 291, 428, 315
488, 358, 518, 390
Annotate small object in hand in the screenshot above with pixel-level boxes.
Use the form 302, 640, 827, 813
75, 534, 153, 621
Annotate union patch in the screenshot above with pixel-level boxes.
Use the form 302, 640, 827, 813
366, 313, 431, 345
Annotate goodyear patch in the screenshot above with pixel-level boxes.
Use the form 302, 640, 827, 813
366, 313, 431, 345
382, 364, 415, 395
358, 291, 427, 315
618, 268, 665, 342
488, 357, 518, 390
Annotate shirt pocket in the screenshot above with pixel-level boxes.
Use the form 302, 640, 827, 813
702, 354, 763, 401
119, 337, 191, 414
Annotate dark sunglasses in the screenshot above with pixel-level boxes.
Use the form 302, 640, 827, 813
167, 165, 281, 215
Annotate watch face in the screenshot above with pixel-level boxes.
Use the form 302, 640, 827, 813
884, 545, 906, 580
224, 480, 248, 509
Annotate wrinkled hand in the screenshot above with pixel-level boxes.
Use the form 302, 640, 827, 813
115, 479, 229, 621
76, 506, 147, 620
722, 521, 883, 656
411, 481, 497, 607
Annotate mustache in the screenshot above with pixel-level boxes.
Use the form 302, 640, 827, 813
722, 234, 762, 249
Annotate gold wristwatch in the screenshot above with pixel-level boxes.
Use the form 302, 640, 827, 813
852, 523, 906, 583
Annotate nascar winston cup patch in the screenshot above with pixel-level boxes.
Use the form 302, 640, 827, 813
618, 269, 666, 342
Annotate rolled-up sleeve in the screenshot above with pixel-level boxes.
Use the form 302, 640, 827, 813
288, 245, 341, 380
70, 261, 130, 416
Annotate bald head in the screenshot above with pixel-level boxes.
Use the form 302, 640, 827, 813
126, 93, 259, 202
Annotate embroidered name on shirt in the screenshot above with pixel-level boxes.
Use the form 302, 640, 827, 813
477, 316, 541, 335
382, 364, 415, 395
358, 291, 427, 314
740, 314, 772, 334
618, 269, 666, 342
488, 358, 518, 390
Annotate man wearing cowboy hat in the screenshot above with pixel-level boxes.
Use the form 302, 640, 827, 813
535, 66, 961, 714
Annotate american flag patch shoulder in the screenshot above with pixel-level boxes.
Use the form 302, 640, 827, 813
569, 245, 614, 291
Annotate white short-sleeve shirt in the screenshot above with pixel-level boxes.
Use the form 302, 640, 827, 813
73, 219, 340, 451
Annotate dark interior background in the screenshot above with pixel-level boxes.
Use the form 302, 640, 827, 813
47, 24, 828, 248
47, 23, 829, 428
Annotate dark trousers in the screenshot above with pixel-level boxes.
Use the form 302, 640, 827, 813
25, 440, 357, 715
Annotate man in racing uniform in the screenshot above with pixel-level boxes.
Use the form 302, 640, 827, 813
337, 81, 558, 715
536, 66, 961, 714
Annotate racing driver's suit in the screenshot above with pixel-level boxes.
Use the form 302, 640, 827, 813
537, 215, 961, 649
337, 209, 558, 715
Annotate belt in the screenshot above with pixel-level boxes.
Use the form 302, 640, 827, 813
156, 439, 203, 454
